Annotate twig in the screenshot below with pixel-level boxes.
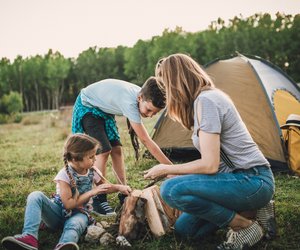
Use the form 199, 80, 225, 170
143, 176, 165, 189
111, 167, 125, 185
92, 166, 112, 184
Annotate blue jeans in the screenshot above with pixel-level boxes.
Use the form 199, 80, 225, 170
160, 166, 275, 240
22, 191, 88, 244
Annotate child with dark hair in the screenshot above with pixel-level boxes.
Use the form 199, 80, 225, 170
1, 133, 131, 250
71, 77, 172, 216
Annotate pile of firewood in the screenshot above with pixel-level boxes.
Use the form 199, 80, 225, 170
119, 185, 178, 239
85, 185, 178, 247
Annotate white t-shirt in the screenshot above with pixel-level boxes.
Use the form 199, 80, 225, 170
81, 79, 142, 123
54, 168, 101, 195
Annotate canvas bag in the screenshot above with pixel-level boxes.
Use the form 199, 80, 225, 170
281, 115, 300, 175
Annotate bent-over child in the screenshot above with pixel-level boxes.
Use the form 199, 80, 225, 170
71, 77, 172, 216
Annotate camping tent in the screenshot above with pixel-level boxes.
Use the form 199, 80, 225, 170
151, 54, 300, 171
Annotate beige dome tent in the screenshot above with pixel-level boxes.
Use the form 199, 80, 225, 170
151, 54, 300, 171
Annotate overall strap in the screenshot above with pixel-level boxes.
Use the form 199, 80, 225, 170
88, 168, 95, 183
220, 148, 235, 169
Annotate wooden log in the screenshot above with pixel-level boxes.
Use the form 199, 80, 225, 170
119, 186, 179, 238
131, 185, 178, 237
118, 190, 147, 240
139, 186, 165, 237
152, 186, 179, 226
150, 186, 171, 232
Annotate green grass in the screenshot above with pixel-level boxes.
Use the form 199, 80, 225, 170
0, 110, 299, 249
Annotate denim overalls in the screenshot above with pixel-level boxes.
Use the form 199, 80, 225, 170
22, 166, 97, 244
52, 166, 96, 224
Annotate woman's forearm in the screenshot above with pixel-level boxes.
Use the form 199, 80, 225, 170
165, 159, 219, 175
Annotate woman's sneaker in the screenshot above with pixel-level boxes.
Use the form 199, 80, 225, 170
256, 200, 277, 240
1, 234, 38, 250
217, 221, 264, 250
54, 242, 79, 250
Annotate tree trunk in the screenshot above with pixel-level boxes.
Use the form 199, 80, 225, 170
46, 90, 51, 110
58, 80, 65, 108
34, 81, 39, 111
23, 94, 29, 112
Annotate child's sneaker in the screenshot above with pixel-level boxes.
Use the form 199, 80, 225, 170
217, 221, 264, 250
118, 192, 128, 206
1, 234, 38, 250
256, 200, 277, 240
54, 242, 79, 250
92, 200, 116, 217
92, 194, 116, 217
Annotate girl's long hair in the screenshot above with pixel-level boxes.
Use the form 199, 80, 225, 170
155, 53, 214, 130
63, 133, 99, 197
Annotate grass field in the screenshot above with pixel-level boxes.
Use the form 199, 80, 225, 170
0, 110, 299, 250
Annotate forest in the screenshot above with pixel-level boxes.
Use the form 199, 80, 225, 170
0, 13, 299, 114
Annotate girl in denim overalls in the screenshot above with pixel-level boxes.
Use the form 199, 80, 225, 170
2, 134, 131, 250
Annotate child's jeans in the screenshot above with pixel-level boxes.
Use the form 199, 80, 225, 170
22, 191, 88, 244
160, 165, 275, 240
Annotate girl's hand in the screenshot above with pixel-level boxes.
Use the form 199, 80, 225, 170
143, 164, 168, 180
118, 185, 132, 196
93, 184, 111, 195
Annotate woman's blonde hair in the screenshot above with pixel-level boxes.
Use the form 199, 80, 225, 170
155, 53, 214, 129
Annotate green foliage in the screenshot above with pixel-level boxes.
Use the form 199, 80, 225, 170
0, 113, 23, 124
0, 113, 9, 124
74, 46, 128, 88
12, 112, 23, 123
0, 91, 23, 114
0, 13, 299, 112
148, 27, 194, 73
45, 50, 72, 110
0, 57, 13, 96
124, 39, 151, 84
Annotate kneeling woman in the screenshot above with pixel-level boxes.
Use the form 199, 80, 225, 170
144, 53, 275, 249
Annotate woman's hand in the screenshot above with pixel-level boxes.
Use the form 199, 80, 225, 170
143, 164, 168, 180
117, 185, 132, 196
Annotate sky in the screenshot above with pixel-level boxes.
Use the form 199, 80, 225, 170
0, 0, 299, 61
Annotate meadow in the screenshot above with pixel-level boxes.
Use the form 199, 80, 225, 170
0, 109, 299, 250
